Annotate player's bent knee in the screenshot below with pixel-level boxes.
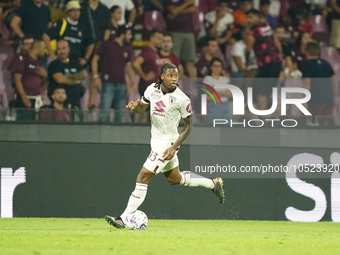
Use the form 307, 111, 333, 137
136, 167, 155, 184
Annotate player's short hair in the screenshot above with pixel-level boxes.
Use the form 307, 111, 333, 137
217, 0, 228, 6
260, 0, 271, 6
21, 35, 33, 44
246, 9, 260, 16
163, 33, 173, 41
154, 63, 178, 89
32, 40, 44, 49
240, 0, 252, 4
208, 57, 224, 76
206, 36, 217, 47
305, 42, 320, 56
110, 5, 121, 13
53, 86, 66, 94
150, 29, 163, 38
116, 25, 132, 37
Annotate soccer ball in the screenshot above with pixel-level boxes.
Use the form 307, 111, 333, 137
125, 210, 148, 230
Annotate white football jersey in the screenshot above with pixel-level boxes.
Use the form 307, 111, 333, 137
141, 83, 192, 149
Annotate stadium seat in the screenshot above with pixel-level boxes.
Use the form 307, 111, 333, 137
309, 15, 328, 33
143, 11, 166, 32
309, 15, 330, 44
279, 0, 289, 18
320, 47, 340, 76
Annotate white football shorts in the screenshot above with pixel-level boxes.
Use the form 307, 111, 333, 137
143, 146, 179, 174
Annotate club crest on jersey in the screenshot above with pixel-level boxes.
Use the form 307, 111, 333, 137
151, 92, 161, 99
169, 96, 176, 104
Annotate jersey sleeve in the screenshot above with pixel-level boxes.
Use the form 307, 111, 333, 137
141, 85, 152, 104
179, 97, 192, 119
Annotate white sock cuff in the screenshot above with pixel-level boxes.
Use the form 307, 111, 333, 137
135, 183, 148, 191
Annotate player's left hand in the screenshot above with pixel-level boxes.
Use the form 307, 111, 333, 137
162, 146, 176, 160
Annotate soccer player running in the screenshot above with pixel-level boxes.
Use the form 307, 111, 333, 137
105, 63, 225, 229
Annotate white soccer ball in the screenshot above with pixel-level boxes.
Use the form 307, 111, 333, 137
125, 210, 148, 230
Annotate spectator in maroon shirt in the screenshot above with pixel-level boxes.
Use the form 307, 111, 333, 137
196, 37, 220, 78
108, 5, 122, 41
291, 31, 315, 73
13, 40, 47, 120
132, 30, 163, 122
246, 9, 282, 111
9, 35, 34, 86
39, 86, 71, 122
91, 25, 135, 122
163, 0, 196, 78
158, 33, 184, 78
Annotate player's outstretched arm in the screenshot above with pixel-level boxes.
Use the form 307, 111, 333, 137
126, 99, 149, 114
162, 117, 192, 160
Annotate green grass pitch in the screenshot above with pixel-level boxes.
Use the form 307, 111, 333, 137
0, 218, 339, 255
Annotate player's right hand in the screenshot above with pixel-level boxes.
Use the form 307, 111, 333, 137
22, 97, 31, 108
126, 99, 140, 110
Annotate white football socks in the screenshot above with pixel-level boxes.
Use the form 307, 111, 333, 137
180, 171, 215, 189
120, 183, 148, 224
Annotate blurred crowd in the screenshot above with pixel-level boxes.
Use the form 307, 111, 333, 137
0, 0, 339, 123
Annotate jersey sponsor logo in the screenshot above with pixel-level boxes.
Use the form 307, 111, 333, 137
28, 64, 36, 69
132, 194, 141, 199
186, 103, 192, 113
153, 112, 165, 117
154, 100, 166, 112
151, 92, 161, 100
169, 96, 176, 104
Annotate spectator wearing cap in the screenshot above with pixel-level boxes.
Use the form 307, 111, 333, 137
302, 42, 338, 121
108, 5, 122, 41
11, 0, 52, 40
246, 9, 282, 111
43, 0, 94, 66
91, 26, 136, 122
100, 0, 136, 27
163, 0, 196, 78
48, 40, 87, 110
158, 33, 184, 78
232, 0, 252, 41
39, 86, 71, 122
79, 0, 111, 44
259, 0, 277, 30
204, 0, 235, 50
13, 40, 47, 120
